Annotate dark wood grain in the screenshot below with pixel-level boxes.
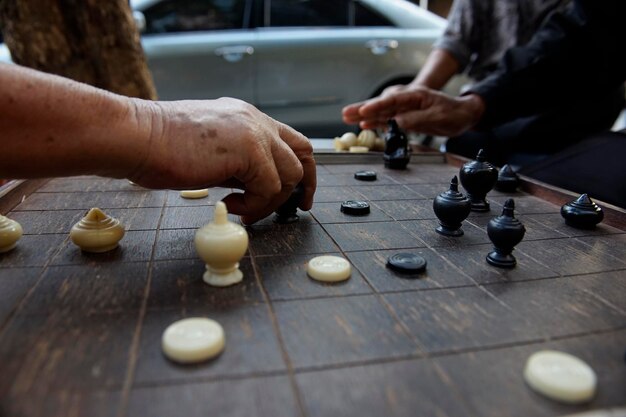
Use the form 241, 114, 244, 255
323, 221, 426, 252
434, 329, 626, 417
133, 305, 287, 384
273, 295, 418, 369
435, 243, 559, 285
51, 230, 157, 266
296, 358, 472, 417
311, 202, 392, 224
346, 248, 473, 292
127, 376, 301, 417
399, 218, 490, 247
0, 313, 137, 396
254, 253, 372, 301
0, 268, 40, 324
385, 287, 543, 353
148, 258, 263, 309
1, 162, 625, 417
247, 223, 339, 256
21, 263, 149, 315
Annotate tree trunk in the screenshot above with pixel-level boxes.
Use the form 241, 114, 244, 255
0, 0, 157, 100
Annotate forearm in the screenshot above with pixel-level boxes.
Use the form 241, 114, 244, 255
411, 48, 460, 90
0, 63, 153, 179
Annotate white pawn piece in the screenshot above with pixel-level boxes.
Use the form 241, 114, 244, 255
195, 201, 248, 287
70, 208, 125, 253
162, 317, 225, 364
349, 146, 369, 153
180, 189, 209, 199
0, 214, 23, 253
357, 129, 377, 149
334, 137, 347, 151
339, 132, 358, 149
524, 350, 597, 404
307, 255, 351, 283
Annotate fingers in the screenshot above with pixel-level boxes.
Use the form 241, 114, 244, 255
222, 145, 284, 224
342, 102, 365, 125
358, 91, 426, 119
225, 120, 314, 225
276, 122, 316, 211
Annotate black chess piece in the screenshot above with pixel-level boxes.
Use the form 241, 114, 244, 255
486, 199, 526, 268
433, 176, 471, 236
561, 193, 604, 229
459, 149, 498, 212
274, 183, 305, 224
495, 164, 520, 193
383, 119, 411, 170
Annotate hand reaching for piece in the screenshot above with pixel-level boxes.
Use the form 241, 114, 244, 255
129, 97, 316, 224
342, 87, 485, 137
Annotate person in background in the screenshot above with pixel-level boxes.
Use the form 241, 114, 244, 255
343, 0, 626, 208
346, 0, 624, 167
0, 63, 316, 224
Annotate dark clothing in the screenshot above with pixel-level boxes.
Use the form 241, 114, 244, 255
458, 0, 626, 208
437, 0, 569, 82
519, 131, 626, 209
469, 0, 626, 129
447, 84, 624, 166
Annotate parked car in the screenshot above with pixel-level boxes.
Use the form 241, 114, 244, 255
0, 0, 463, 136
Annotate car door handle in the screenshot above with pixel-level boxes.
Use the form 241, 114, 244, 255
214, 46, 254, 63
365, 39, 399, 55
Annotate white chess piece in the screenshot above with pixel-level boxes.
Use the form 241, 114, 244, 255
195, 201, 248, 287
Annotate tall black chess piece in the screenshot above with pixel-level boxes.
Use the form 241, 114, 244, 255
486, 199, 526, 268
561, 193, 604, 229
433, 176, 471, 236
274, 183, 305, 224
495, 164, 520, 192
459, 149, 498, 211
383, 119, 411, 170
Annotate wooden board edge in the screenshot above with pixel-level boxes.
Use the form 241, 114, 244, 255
314, 150, 445, 165
0, 179, 51, 215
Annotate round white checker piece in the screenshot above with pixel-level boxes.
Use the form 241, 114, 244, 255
307, 255, 351, 282
524, 350, 597, 404
180, 189, 209, 199
162, 317, 225, 364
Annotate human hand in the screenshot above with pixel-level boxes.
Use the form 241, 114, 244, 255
342, 88, 485, 137
129, 97, 316, 224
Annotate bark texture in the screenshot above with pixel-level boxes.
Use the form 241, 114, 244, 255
0, 0, 157, 99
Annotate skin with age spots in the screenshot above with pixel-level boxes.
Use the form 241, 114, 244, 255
0, 63, 317, 224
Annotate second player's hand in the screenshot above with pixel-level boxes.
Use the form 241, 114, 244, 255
128, 97, 316, 224
342, 88, 485, 137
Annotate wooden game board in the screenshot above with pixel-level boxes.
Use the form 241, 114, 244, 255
0, 153, 625, 417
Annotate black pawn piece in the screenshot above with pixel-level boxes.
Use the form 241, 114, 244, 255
561, 193, 604, 229
495, 164, 520, 193
459, 149, 498, 212
383, 119, 411, 170
274, 184, 305, 224
433, 176, 471, 236
486, 199, 526, 268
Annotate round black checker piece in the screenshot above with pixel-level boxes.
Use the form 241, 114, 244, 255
354, 170, 377, 181
386, 253, 427, 274
340, 200, 370, 215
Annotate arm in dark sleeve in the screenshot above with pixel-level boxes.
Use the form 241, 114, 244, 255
468, 0, 626, 129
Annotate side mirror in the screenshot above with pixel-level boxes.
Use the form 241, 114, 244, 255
133, 11, 146, 33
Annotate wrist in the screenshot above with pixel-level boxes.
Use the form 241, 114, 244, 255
459, 94, 485, 128
101, 96, 161, 180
